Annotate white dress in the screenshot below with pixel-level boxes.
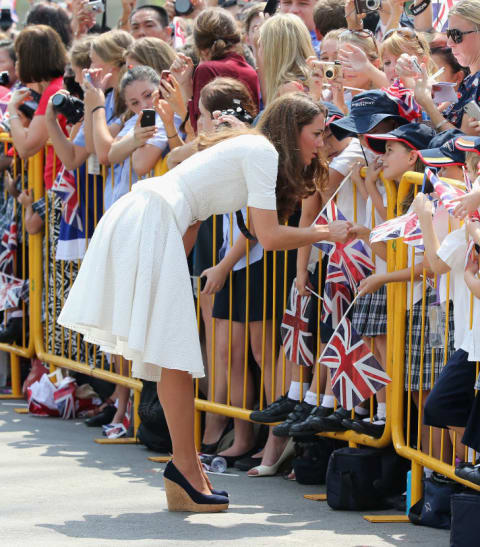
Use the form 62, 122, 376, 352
58, 134, 278, 380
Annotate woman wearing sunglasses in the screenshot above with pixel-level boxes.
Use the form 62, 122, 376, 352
409, 0, 480, 135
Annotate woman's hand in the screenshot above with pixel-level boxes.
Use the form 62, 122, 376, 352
158, 74, 187, 118
412, 192, 434, 220
17, 188, 34, 207
155, 95, 175, 130
348, 222, 371, 241
46, 89, 70, 122
338, 43, 370, 78
327, 220, 353, 243
133, 113, 156, 148
451, 189, 480, 219
212, 110, 246, 130
296, 270, 312, 297
412, 63, 434, 109
307, 58, 324, 101
358, 273, 385, 295
170, 53, 194, 99
200, 264, 228, 295
7, 88, 31, 115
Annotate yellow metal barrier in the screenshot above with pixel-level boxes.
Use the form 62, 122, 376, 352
193, 170, 400, 451
391, 171, 480, 509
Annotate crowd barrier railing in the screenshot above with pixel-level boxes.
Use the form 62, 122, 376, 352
192, 170, 400, 451
0, 134, 35, 400
390, 171, 480, 509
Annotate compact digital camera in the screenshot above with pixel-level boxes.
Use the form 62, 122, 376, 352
219, 99, 254, 126
323, 61, 342, 81
354, 0, 381, 14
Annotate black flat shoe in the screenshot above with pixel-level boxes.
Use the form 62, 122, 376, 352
200, 420, 233, 454
455, 462, 480, 485
84, 405, 116, 427
272, 401, 315, 437
217, 447, 257, 467
163, 461, 229, 512
234, 455, 262, 471
250, 395, 297, 424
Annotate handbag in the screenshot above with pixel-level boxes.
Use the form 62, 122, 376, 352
450, 492, 480, 546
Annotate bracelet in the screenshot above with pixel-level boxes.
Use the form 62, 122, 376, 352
91, 105, 106, 114
435, 118, 448, 131
409, 0, 431, 16
167, 133, 177, 139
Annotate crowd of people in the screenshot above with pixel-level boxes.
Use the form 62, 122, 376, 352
2, 0, 480, 499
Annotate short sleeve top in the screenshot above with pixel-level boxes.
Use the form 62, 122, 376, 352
443, 70, 480, 128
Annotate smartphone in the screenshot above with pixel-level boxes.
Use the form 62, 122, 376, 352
464, 101, 480, 121
88, 0, 105, 13
161, 70, 171, 82
140, 109, 156, 127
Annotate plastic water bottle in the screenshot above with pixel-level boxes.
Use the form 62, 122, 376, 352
406, 470, 411, 515
199, 454, 227, 473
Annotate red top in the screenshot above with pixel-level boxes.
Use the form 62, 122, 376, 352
36, 76, 68, 189
189, 52, 260, 133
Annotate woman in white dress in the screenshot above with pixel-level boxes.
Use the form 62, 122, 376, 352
58, 93, 352, 512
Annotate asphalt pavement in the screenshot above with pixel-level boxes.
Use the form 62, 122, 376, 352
0, 400, 450, 547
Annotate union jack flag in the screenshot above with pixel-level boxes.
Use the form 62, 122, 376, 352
0, 222, 17, 274
314, 200, 375, 288
53, 378, 77, 419
322, 280, 353, 326
382, 79, 421, 122
0, 272, 25, 311
320, 317, 392, 410
426, 167, 480, 222
53, 167, 83, 231
280, 283, 314, 367
433, 0, 456, 32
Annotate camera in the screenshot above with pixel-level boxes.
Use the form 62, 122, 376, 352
0, 71, 9, 87
175, 0, 194, 16
218, 99, 254, 127
354, 0, 381, 14
322, 61, 342, 81
88, 0, 104, 13
18, 89, 41, 120
51, 93, 84, 125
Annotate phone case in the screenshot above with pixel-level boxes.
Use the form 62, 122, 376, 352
464, 101, 480, 121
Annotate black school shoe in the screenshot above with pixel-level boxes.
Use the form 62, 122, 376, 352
341, 412, 369, 431
455, 462, 480, 486
289, 405, 334, 438
272, 401, 315, 437
84, 405, 116, 427
295, 406, 353, 434
250, 394, 297, 424
351, 414, 386, 438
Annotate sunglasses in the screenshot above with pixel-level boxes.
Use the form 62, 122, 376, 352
446, 28, 480, 44
339, 29, 380, 56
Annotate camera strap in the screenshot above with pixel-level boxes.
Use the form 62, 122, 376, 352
409, 0, 430, 16
235, 210, 256, 241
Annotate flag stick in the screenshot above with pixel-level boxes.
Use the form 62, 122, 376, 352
317, 291, 362, 364
306, 286, 323, 300
313, 172, 352, 230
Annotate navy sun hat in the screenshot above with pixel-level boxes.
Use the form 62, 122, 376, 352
418, 129, 466, 167
329, 90, 409, 141
455, 135, 480, 156
364, 123, 436, 154
323, 102, 344, 126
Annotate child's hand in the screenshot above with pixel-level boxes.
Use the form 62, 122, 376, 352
200, 264, 228, 295
465, 252, 479, 277
365, 156, 383, 185
133, 114, 156, 148
348, 223, 370, 241
451, 189, 480, 220
358, 273, 385, 295
17, 188, 33, 207
466, 219, 480, 245
412, 192, 434, 219
295, 270, 312, 297
351, 160, 365, 184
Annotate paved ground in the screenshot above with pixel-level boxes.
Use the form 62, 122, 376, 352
0, 400, 450, 547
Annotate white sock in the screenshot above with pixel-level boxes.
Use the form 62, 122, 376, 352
304, 390, 319, 407
377, 402, 386, 419
322, 394, 335, 408
355, 405, 369, 416
288, 381, 303, 401
10, 311, 23, 319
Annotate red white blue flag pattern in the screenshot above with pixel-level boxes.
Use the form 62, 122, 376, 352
0, 272, 26, 311
0, 221, 16, 275
320, 317, 391, 410
281, 284, 314, 367
53, 167, 83, 231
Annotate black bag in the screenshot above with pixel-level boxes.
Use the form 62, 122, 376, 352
293, 438, 338, 485
137, 380, 171, 452
408, 473, 464, 529
326, 446, 409, 510
451, 492, 480, 546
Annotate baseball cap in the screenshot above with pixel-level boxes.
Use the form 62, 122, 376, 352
455, 135, 480, 156
364, 123, 436, 154
329, 90, 409, 141
418, 129, 466, 166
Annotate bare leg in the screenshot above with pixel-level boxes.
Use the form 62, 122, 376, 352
112, 355, 130, 424
157, 368, 210, 495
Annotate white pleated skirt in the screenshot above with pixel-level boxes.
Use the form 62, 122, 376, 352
57, 181, 205, 380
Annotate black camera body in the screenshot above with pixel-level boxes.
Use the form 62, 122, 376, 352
18, 89, 41, 120
0, 71, 9, 87
51, 93, 84, 124
219, 99, 254, 127
354, 0, 381, 13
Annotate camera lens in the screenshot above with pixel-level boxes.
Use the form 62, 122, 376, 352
52, 94, 66, 108
366, 0, 379, 8
325, 69, 334, 79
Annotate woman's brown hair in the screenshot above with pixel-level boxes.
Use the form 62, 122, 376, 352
125, 37, 176, 75
15, 24, 67, 83
200, 77, 258, 118
197, 93, 327, 222
193, 7, 242, 60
